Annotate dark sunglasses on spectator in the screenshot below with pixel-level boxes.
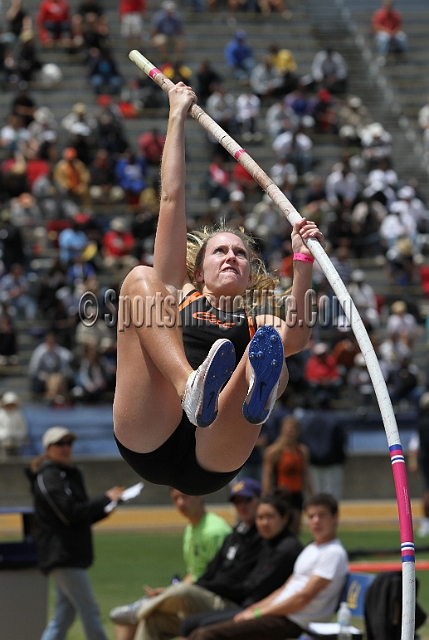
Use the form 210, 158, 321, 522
231, 496, 253, 505
54, 440, 74, 447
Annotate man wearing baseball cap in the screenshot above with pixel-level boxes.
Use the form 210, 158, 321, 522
27, 426, 124, 640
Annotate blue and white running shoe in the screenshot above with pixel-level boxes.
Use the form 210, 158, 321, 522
242, 325, 284, 424
182, 339, 236, 428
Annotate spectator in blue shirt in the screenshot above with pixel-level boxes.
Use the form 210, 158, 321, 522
224, 30, 255, 81
151, 1, 184, 60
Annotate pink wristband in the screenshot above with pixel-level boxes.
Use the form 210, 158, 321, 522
293, 252, 314, 264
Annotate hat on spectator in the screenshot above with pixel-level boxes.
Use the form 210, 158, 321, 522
162, 1, 176, 10
235, 30, 246, 40
74, 212, 89, 225
354, 353, 366, 367
230, 190, 245, 202
2, 392, 20, 406
73, 102, 87, 115
313, 342, 329, 356
42, 426, 77, 449
391, 300, 406, 314
111, 217, 127, 232
229, 478, 261, 501
351, 269, 365, 283
397, 186, 415, 200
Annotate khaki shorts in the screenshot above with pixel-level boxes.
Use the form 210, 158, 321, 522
120, 13, 143, 37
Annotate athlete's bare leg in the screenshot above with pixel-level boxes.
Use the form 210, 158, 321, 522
113, 266, 193, 453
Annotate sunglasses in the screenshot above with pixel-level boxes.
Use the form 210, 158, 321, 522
54, 440, 74, 447
231, 496, 253, 505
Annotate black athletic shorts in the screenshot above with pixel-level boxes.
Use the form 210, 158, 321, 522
115, 413, 242, 496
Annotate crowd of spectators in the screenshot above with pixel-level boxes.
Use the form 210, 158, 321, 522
0, 0, 427, 460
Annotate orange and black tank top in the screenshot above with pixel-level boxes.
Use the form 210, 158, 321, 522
276, 446, 305, 493
179, 289, 256, 370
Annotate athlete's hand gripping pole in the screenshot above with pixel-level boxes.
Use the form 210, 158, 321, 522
129, 49, 415, 640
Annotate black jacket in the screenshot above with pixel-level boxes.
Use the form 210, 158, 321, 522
27, 460, 110, 574
196, 522, 262, 600
202, 525, 303, 607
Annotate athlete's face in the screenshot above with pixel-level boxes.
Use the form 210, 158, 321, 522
195, 232, 252, 300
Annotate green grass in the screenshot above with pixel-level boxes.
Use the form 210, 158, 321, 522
48, 529, 429, 640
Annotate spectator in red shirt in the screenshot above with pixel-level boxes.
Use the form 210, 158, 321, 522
304, 342, 342, 408
102, 217, 137, 274
37, 0, 71, 46
138, 128, 165, 166
119, 0, 146, 49
372, 0, 407, 62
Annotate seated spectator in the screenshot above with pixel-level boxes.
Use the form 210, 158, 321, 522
379, 207, 415, 252
0, 391, 28, 457
95, 95, 129, 155
331, 332, 360, 379
57, 214, 90, 266
111, 487, 232, 639
224, 30, 255, 81
36, 0, 71, 47
395, 185, 429, 234
0, 313, 18, 365
88, 47, 123, 96
235, 90, 261, 142
10, 192, 42, 227
232, 163, 258, 195
0, 263, 36, 320
181, 493, 348, 640
267, 45, 298, 96
347, 269, 379, 330
386, 300, 418, 348
196, 61, 222, 107
150, 1, 184, 61
272, 126, 313, 176
72, 343, 109, 402
347, 352, 374, 405
270, 157, 297, 189
304, 342, 341, 408
102, 217, 137, 273
0, 210, 25, 270
5, 0, 30, 42
206, 83, 237, 160
15, 30, 42, 82
285, 80, 314, 120
119, 0, 146, 50
27, 107, 58, 153
138, 128, 165, 166
262, 417, 312, 535
372, 0, 407, 64
89, 149, 124, 204
53, 147, 91, 209
11, 81, 35, 127
115, 152, 147, 204
62, 102, 97, 136
385, 236, 415, 286
0, 114, 30, 152
379, 331, 411, 378
360, 122, 392, 170
325, 161, 359, 209
28, 330, 73, 404
311, 47, 347, 94
312, 89, 338, 134
265, 100, 298, 141
387, 356, 420, 406
225, 190, 246, 226
250, 58, 283, 102
206, 155, 230, 204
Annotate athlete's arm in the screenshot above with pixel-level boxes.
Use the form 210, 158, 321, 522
256, 219, 325, 357
153, 83, 197, 290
